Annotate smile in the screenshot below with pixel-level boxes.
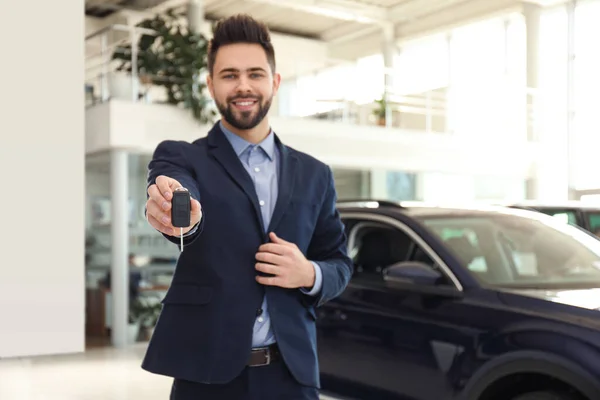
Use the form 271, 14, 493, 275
231, 99, 258, 111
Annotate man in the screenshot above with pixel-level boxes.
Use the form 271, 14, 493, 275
142, 13, 353, 400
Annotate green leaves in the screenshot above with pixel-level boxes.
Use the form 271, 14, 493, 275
111, 7, 215, 124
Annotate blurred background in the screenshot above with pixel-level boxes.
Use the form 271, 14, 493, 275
83, 0, 600, 346
4, 0, 600, 398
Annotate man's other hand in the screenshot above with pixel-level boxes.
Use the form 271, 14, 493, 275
146, 175, 202, 236
255, 232, 316, 289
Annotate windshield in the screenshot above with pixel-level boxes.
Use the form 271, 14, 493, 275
417, 209, 600, 288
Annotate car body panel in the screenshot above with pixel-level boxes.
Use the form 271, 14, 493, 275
317, 201, 600, 400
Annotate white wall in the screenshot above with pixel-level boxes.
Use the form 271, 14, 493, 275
0, 2, 85, 357
417, 172, 526, 203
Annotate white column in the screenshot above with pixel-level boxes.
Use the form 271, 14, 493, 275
188, 0, 205, 34
128, 153, 145, 228
414, 173, 425, 201
525, 2, 573, 201
370, 169, 388, 198
360, 171, 371, 198
525, 3, 540, 143
503, 18, 510, 76
374, 25, 396, 197
445, 32, 453, 133
523, 3, 542, 199
566, 0, 576, 199
111, 149, 130, 348
382, 23, 395, 128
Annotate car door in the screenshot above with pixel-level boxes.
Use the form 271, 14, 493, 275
317, 213, 486, 400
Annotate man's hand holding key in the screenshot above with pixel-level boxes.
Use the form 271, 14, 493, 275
146, 175, 202, 237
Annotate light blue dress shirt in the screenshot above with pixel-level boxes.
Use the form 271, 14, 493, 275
187, 121, 323, 348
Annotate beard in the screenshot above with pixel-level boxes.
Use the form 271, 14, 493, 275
216, 94, 273, 130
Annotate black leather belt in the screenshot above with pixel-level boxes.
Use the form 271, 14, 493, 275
248, 344, 280, 367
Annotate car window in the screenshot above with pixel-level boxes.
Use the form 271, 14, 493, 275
431, 227, 488, 273
417, 211, 600, 288
344, 218, 450, 285
586, 212, 600, 236
537, 209, 577, 225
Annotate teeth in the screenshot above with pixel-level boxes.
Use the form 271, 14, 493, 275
237, 101, 254, 106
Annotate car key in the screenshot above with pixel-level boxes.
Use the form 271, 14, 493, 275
171, 187, 191, 252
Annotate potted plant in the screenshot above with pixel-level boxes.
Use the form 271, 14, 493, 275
128, 298, 146, 343
141, 300, 163, 339
111, 7, 216, 124
373, 96, 387, 126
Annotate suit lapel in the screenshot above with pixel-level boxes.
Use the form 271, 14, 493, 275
207, 124, 265, 232
267, 136, 297, 233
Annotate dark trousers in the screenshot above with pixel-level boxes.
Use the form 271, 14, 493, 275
169, 360, 319, 400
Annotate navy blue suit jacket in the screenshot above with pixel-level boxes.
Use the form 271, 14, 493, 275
141, 122, 353, 388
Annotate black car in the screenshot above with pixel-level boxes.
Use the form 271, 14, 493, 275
317, 200, 600, 400
508, 201, 600, 236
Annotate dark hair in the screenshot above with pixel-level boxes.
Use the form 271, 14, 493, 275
207, 14, 276, 75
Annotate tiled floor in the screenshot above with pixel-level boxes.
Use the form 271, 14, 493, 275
0, 342, 339, 400
0, 343, 172, 400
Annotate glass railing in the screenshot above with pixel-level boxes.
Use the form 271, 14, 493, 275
85, 24, 541, 139
85, 24, 158, 106
299, 82, 540, 138
304, 89, 449, 133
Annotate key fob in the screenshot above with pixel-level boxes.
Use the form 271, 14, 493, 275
171, 189, 191, 228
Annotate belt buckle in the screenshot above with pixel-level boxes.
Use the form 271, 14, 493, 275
251, 347, 271, 367
263, 348, 271, 365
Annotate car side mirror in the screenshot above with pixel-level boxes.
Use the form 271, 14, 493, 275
382, 261, 462, 298
383, 261, 443, 286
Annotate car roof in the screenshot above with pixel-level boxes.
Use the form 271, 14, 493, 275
335, 199, 536, 218
508, 200, 600, 211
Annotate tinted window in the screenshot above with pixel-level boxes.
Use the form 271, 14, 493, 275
536, 208, 577, 225
435, 227, 487, 273
345, 219, 449, 285
586, 212, 600, 236
417, 210, 600, 288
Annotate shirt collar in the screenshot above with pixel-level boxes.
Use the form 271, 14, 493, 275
219, 120, 275, 161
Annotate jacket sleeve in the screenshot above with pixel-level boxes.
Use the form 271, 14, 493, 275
146, 140, 204, 247
304, 166, 353, 307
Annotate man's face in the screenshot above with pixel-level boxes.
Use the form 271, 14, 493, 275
207, 43, 280, 130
